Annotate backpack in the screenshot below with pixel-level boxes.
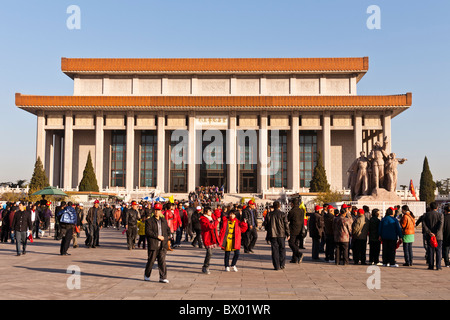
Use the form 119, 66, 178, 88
59, 206, 77, 225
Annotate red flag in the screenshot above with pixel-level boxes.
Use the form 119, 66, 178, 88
409, 179, 418, 201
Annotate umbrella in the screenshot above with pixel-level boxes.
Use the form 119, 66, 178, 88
32, 186, 68, 197
142, 196, 153, 201
154, 196, 167, 202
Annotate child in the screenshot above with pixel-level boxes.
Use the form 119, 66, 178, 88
218, 210, 248, 272
137, 216, 147, 249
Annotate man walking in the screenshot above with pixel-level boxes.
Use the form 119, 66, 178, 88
126, 201, 141, 250
242, 200, 258, 253
422, 202, 444, 270
87, 200, 104, 248
264, 201, 290, 270
144, 203, 170, 283
58, 202, 78, 256
309, 205, 324, 260
11, 202, 32, 256
287, 198, 304, 264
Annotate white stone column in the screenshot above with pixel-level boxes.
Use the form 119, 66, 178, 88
157, 112, 166, 192
322, 112, 331, 183
258, 112, 268, 193
45, 131, 54, 186
54, 134, 62, 188
319, 75, 327, 95
188, 112, 196, 192
383, 112, 392, 154
36, 111, 46, 164
95, 111, 104, 190
126, 111, 135, 191
63, 111, 73, 189
354, 112, 363, 158
227, 114, 237, 194
290, 114, 300, 192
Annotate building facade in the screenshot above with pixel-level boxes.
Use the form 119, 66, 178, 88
16, 57, 412, 194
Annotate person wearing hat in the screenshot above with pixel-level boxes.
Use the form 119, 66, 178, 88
218, 210, 248, 271
126, 201, 141, 250
333, 207, 353, 265
323, 205, 336, 263
352, 208, 370, 265
191, 205, 203, 248
86, 200, 104, 248
242, 200, 258, 253
309, 205, 324, 260
144, 202, 170, 283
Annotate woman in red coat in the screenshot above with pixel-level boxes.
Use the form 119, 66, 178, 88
200, 206, 220, 274
219, 210, 248, 272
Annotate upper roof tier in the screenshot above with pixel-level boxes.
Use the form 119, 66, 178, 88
61, 57, 369, 81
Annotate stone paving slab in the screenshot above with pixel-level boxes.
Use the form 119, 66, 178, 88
1, 227, 450, 300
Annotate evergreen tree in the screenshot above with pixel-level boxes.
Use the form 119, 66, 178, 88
28, 157, 50, 195
78, 151, 99, 192
419, 156, 436, 205
309, 150, 330, 192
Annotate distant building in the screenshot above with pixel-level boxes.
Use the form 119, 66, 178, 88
16, 57, 411, 194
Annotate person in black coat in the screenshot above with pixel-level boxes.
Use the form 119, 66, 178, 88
422, 202, 444, 270
264, 201, 290, 270
442, 205, 450, 267
11, 202, 32, 256
287, 198, 304, 264
144, 203, 171, 283
308, 206, 324, 260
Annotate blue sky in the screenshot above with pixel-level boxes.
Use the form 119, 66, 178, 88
0, 0, 449, 188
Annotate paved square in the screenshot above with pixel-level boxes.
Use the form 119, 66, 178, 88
1, 227, 449, 300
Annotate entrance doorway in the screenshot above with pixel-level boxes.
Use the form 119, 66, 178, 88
239, 171, 257, 193
170, 170, 187, 193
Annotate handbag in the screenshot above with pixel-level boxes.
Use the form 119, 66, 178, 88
430, 235, 438, 248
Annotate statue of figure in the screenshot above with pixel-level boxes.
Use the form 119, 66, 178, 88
384, 153, 407, 192
368, 136, 389, 190
347, 151, 370, 199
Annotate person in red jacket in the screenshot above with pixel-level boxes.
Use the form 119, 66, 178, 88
164, 203, 181, 251
218, 210, 248, 272
174, 202, 186, 248
200, 206, 220, 274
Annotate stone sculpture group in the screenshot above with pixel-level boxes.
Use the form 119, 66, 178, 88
347, 136, 407, 200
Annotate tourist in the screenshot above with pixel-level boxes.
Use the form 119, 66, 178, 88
309, 204, 324, 260
322, 205, 336, 263
379, 207, 403, 267
58, 202, 78, 256
242, 200, 258, 253
191, 206, 203, 248
287, 198, 305, 264
352, 208, 369, 265
422, 202, 444, 270
137, 215, 147, 249
333, 207, 352, 265
11, 202, 32, 256
41, 202, 53, 232
264, 201, 290, 270
200, 206, 220, 274
113, 205, 122, 229
368, 209, 382, 265
144, 203, 170, 283
400, 205, 415, 266
443, 205, 450, 268
30, 203, 40, 239
218, 210, 248, 271
87, 200, 104, 248
174, 202, 186, 248
125, 201, 140, 250
164, 203, 178, 251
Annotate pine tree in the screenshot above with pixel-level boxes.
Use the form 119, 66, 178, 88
419, 156, 436, 205
78, 151, 99, 192
28, 157, 50, 195
309, 150, 330, 192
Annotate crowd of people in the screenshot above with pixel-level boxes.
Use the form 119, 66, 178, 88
1, 197, 450, 283
188, 185, 225, 204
